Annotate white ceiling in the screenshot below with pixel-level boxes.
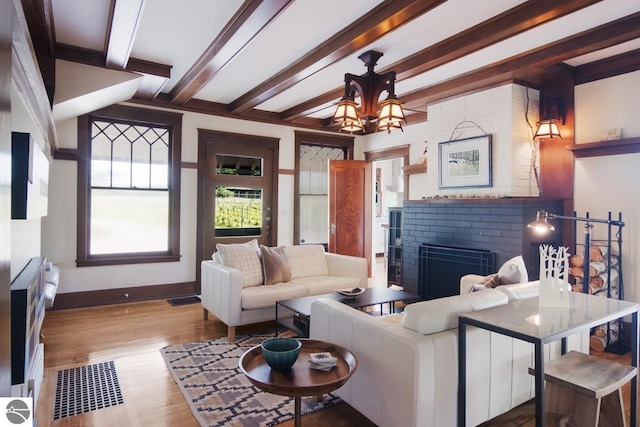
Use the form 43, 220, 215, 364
43, 0, 640, 129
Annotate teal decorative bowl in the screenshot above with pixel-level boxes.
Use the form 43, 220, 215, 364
261, 337, 302, 371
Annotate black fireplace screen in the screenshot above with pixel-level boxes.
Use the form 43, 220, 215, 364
419, 244, 495, 299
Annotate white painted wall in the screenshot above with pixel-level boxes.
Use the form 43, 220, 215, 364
41, 102, 332, 293
10, 83, 48, 280
574, 70, 640, 303
361, 83, 540, 200
43, 63, 542, 294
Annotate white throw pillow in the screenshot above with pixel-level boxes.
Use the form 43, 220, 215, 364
216, 240, 263, 287
495, 280, 541, 301
401, 289, 508, 335
497, 255, 528, 285
285, 245, 329, 279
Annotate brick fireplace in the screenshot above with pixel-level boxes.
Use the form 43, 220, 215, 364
401, 198, 565, 298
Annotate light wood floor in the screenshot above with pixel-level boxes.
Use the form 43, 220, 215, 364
33, 258, 389, 426
35, 264, 637, 427
36, 299, 252, 426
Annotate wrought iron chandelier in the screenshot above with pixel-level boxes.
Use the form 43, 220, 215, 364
332, 50, 406, 134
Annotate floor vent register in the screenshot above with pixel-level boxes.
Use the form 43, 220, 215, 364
53, 360, 124, 420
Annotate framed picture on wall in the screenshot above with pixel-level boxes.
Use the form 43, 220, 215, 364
438, 135, 492, 189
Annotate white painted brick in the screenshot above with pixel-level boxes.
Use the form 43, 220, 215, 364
413, 83, 539, 199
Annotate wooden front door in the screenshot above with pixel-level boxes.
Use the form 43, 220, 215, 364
328, 159, 372, 275
196, 130, 279, 291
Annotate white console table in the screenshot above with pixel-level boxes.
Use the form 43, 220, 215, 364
457, 292, 638, 427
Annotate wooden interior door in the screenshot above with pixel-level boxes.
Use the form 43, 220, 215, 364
329, 159, 372, 276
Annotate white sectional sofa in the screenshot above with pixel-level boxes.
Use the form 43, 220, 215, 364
201, 244, 368, 341
309, 281, 589, 427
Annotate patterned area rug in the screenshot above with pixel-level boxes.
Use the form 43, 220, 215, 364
160, 332, 341, 427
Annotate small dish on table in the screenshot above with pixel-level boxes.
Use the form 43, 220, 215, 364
336, 287, 365, 298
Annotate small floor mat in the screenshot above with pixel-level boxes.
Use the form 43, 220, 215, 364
167, 296, 201, 306
53, 361, 123, 420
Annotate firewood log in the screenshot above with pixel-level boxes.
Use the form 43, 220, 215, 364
598, 269, 619, 288
594, 286, 619, 299
590, 245, 604, 262
593, 321, 619, 338
590, 275, 605, 289
569, 254, 583, 268
570, 266, 584, 278
569, 261, 608, 278
570, 253, 619, 269
590, 322, 619, 351
590, 261, 608, 276
572, 282, 600, 295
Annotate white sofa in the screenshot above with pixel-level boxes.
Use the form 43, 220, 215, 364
201, 244, 368, 341
309, 281, 589, 427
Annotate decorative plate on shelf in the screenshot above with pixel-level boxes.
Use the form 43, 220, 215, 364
336, 287, 365, 298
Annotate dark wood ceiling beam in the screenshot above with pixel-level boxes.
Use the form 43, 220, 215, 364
572, 48, 640, 85
20, 0, 55, 56
130, 95, 329, 131
127, 58, 171, 99
389, 0, 603, 82
281, 88, 343, 122
12, 0, 58, 149
280, 0, 601, 122
21, 0, 56, 105
56, 43, 106, 67
56, 44, 171, 99
106, 0, 145, 69
169, 0, 293, 105
400, 12, 640, 108
229, 0, 446, 115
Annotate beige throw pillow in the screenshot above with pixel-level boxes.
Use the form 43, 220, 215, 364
482, 273, 500, 288
469, 273, 500, 292
260, 245, 291, 286
216, 240, 263, 287
497, 255, 528, 285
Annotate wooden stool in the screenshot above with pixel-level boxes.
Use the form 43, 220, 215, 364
529, 350, 636, 427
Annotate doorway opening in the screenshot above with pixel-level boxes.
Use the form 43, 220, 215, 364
365, 146, 410, 288
294, 131, 354, 247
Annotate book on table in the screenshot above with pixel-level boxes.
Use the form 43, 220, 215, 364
309, 352, 337, 371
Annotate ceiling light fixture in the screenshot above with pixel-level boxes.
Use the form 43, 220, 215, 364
332, 50, 406, 134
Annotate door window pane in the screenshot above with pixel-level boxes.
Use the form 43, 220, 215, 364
215, 186, 263, 237
216, 155, 262, 176
298, 145, 344, 244
300, 195, 328, 244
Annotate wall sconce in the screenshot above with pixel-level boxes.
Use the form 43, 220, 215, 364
527, 210, 625, 293
533, 119, 562, 139
332, 50, 406, 134
534, 96, 565, 139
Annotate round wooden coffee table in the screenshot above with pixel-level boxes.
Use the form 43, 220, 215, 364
239, 339, 357, 427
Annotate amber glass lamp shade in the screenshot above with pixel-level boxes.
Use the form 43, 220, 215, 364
340, 117, 364, 133
332, 99, 359, 125
376, 98, 406, 133
533, 119, 562, 139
